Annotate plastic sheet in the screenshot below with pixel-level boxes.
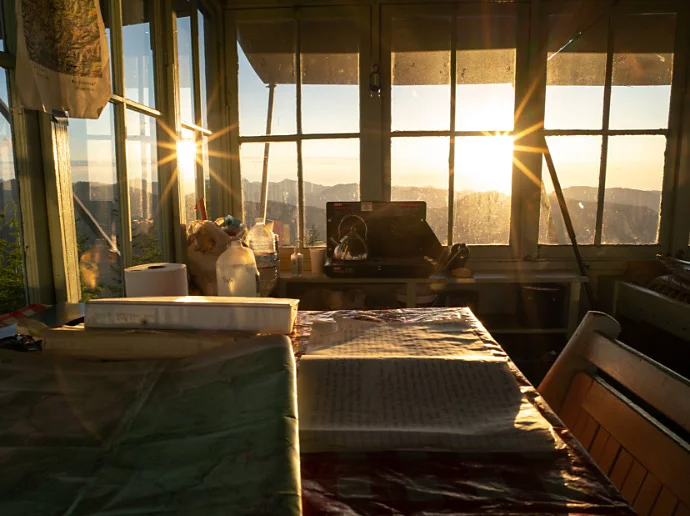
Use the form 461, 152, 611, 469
293, 308, 634, 515
0, 335, 301, 516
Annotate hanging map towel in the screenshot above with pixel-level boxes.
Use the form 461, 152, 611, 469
15, 0, 111, 119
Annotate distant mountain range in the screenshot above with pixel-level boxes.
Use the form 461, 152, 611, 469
0, 177, 664, 249
243, 178, 662, 246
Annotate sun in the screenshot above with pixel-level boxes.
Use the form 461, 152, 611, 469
177, 135, 197, 190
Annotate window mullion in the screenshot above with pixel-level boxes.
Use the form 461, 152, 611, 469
110, 0, 133, 272
594, 13, 616, 246
190, 1, 205, 215
296, 16, 305, 247
448, 7, 457, 246
513, 1, 543, 259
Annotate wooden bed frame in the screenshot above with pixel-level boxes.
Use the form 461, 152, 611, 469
614, 281, 690, 342
540, 312, 690, 516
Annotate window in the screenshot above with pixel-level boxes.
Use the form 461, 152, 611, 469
0, 67, 26, 313
540, 6, 675, 246
388, 5, 516, 246
69, 103, 124, 300
68, 0, 164, 299
176, 2, 214, 224
237, 13, 362, 246
231, 3, 687, 257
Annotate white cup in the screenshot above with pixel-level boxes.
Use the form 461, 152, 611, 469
309, 247, 327, 275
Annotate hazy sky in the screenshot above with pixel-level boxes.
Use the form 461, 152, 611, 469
237, 42, 673, 195
2, 20, 671, 207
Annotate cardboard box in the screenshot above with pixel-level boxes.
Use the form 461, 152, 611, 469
85, 296, 300, 333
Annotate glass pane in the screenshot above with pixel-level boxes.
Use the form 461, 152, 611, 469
238, 22, 296, 136
539, 136, 601, 245
610, 13, 675, 130
198, 9, 209, 128
454, 136, 512, 244
241, 142, 298, 246
122, 0, 156, 107
178, 128, 197, 225
69, 103, 123, 299
126, 110, 162, 265
602, 135, 665, 245
177, 15, 195, 123
455, 10, 516, 131
545, 14, 607, 130
0, 69, 26, 312
303, 139, 359, 246
391, 137, 449, 245
392, 16, 451, 131
301, 19, 359, 134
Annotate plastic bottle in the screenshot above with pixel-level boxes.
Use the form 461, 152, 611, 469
291, 240, 304, 277
216, 240, 260, 297
247, 218, 279, 296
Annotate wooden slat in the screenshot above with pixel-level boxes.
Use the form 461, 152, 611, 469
582, 380, 690, 505
620, 461, 646, 502
675, 503, 690, 516
584, 332, 690, 433
580, 415, 600, 450
634, 474, 662, 516
572, 411, 591, 442
598, 435, 621, 476
651, 487, 679, 516
610, 449, 634, 489
560, 373, 593, 428
589, 427, 610, 462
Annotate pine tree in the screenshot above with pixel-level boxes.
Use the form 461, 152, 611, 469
0, 206, 27, 314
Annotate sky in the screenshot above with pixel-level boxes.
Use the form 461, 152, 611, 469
237, 42, 673, 196
0, 18, 673, 209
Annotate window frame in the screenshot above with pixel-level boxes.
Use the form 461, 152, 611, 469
535, 0, 689, 261
175, 0, 215, 224
227, 6, 372, 247
380, 3, 529, 257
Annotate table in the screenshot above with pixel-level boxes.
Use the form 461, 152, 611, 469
291, 308, 633, 515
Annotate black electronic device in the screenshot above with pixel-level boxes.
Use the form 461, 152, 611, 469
324, 201, 442, 278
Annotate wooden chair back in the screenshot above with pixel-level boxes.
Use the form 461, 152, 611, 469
540, 312, 690, 516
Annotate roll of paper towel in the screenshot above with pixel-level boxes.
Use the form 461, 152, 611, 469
124, 263, 189, 297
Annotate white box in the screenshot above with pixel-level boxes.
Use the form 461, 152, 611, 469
85, 296, 300, 334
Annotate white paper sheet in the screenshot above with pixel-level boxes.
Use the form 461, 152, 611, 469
309, 318, 504, 360
299, 319, 556, 453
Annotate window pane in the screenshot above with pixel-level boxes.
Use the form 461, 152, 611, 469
198, 9, 209, 128
454, 136, 512, 244
539, 136, 602, 245
602, 135, 665, 245
0, 69, 26, 312
69, 103, 123, 299
610, 13, 675, 130
301, 19, 359, 134
456, 10, 516, 131
241, 142, 298, 246
122, 0, 155, 107
303, 139, 359, 245
178, 128, 197, 225
391, 137, 449, 244
126, 110, 163, 264
545, 14, 607, 130
238, 22, 296, 136
177, 15, 195, 123
392, 17, 451, 131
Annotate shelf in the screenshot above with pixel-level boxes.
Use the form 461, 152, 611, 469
279, 271, 588, 284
